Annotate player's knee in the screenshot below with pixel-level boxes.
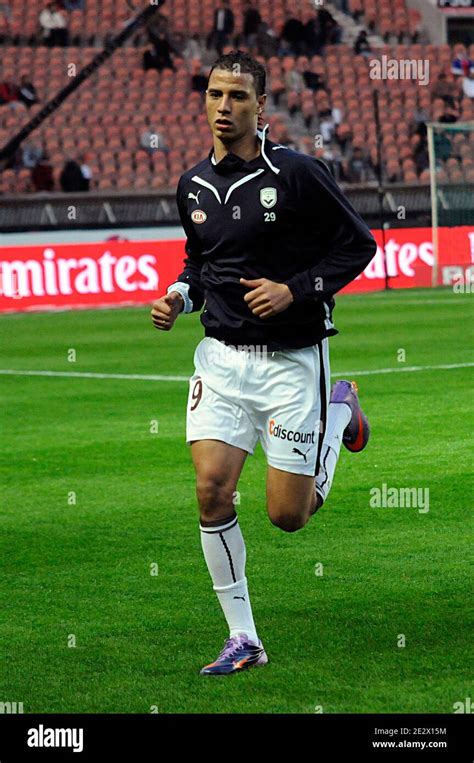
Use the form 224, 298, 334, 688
269, 509, 307, 533
196, 473, 235, 518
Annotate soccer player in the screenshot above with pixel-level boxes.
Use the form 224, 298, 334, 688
151, 51, 377, 675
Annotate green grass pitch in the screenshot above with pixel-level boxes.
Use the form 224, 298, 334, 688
0, 287, 472, 713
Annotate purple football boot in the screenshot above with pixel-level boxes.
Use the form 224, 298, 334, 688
200, 633, 268, 675
330, 380, 370, 452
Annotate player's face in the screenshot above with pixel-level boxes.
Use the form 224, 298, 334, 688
206, 68, 265, 144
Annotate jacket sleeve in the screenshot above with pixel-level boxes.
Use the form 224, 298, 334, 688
284, 158, 377, 303
166, 176, 205, 313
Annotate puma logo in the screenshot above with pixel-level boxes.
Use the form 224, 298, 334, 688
188, 190, 201, 205
233, 595, 246, 601
292, 447, 310, 463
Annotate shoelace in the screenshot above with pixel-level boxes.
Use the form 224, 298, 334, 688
219, 636, 246, 660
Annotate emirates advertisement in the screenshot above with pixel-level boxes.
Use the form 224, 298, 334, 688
0, 226, 473, 313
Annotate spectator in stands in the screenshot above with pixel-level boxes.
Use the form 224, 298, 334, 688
303, 12, 321, 56
334, 0, 349, 14
62, 0, 85, 9
209, 0, 235, 55
342, 146, 369, 183
59, 158, 89, 191
431, 71, 458, 109
351, 3, 363, 24
191, 62, 208, 95
39, 2, 69, 47
438, 106, 458, 124
284, 65, 304, 94
354, 30, 371, 57
325, 16, 342, 45
143, 32, 176, 72
319, 108, 337, 143
0, 80, 18, 104
32, 152, 54, 191
181, 32, 203, 61
368, 147, 381, 179
302, 68, 327, 93
462, 69, 474, 99
145, 8, 169, 48
127, 0, 168, 40
242, 1, 261, 50
79, 153, 93, 190
256, 21, 278, 58
335, 123, 353, 152
18, 76, 39, 109
451, 52, 473, 78
414, 138, 429, 174
314, 146, 343, 181
272, 125, 298, 151
280, 13, 306, 56
22, 142, 43, 169
0, 2, 11, 43
316, 8, 335, 47
411, 106, 429, 138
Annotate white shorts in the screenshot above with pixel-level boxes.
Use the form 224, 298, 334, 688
186, 336, 330, 476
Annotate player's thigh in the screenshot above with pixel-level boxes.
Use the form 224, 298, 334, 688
266, 465, 315, 532
191, 439, 248, 519
186, 338, 258, 519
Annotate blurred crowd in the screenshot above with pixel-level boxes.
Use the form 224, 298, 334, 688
0, 0, 473, 191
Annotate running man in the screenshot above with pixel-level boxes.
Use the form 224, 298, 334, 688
151, 51, 377, 675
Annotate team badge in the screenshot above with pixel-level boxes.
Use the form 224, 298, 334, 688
260, 187, 277, 208
191, 209, 207, 224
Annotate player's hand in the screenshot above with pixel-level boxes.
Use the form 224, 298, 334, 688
151, 292, 184, 331
240, 278, 294, 319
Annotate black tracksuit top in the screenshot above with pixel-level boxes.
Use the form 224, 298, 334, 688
172, 125, 377, 351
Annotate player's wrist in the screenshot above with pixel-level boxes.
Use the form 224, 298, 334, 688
166, 282, 193, 313
281, 283, 294, 303
169, 291, 185, 312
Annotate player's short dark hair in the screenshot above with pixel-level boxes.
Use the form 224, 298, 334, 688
208, 50, 266, 97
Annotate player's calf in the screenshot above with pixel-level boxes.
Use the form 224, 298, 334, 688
191, 441, 262, 667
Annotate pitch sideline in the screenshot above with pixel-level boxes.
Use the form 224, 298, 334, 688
0, 362, 472, 383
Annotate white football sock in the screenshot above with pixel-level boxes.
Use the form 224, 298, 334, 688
200, 514, 259, 645
315, 402, 351, 504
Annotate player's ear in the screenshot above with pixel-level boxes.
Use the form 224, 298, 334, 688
257, 93, 267, 114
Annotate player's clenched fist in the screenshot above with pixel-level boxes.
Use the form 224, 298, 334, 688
240, 277, 294, 319
151, 292, 184, 331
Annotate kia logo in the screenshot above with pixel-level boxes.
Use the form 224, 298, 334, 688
191, 210, 207, 224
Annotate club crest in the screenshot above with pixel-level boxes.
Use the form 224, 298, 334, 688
260, 187, 277, 209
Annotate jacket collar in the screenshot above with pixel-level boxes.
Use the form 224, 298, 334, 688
209, 123, 281, 176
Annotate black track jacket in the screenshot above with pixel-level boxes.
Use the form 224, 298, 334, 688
167, 124, 377, 350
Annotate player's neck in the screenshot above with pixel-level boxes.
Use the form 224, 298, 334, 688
213, 134, 261, 164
